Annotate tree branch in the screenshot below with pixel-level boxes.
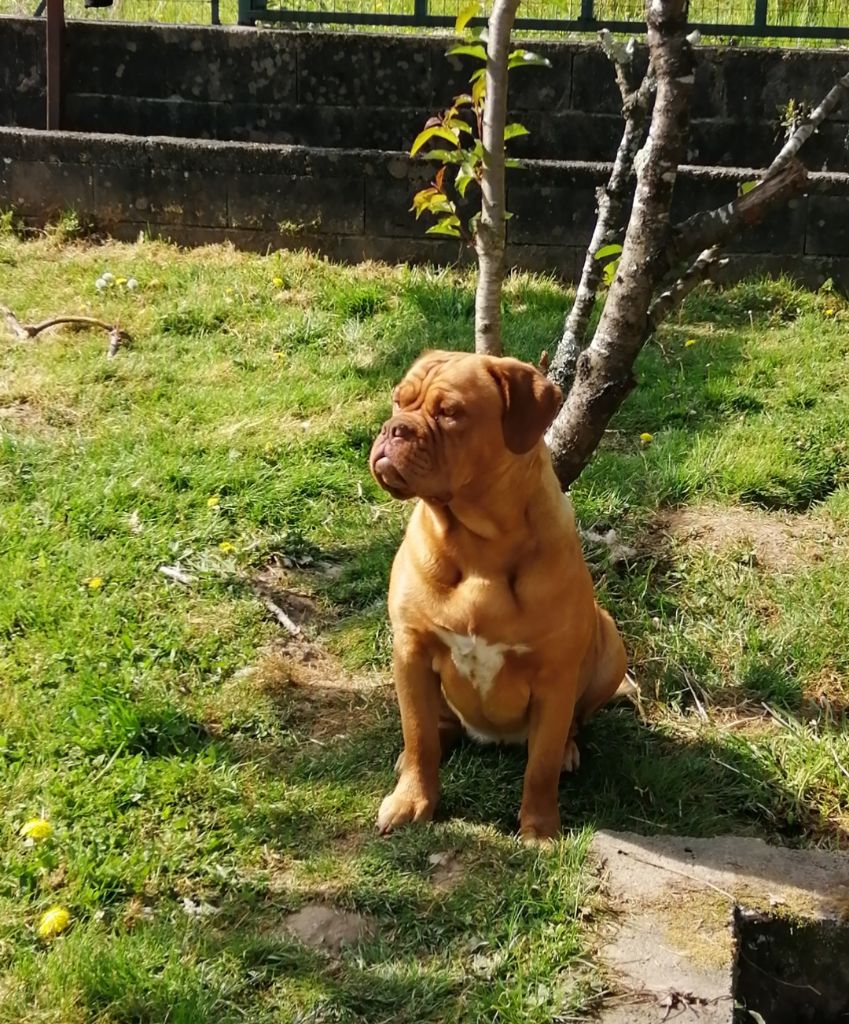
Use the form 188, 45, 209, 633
766, 70, 849, 182
474, 0, 521, 357
548, 34, 656, 392
546, 0, 695, 488
647, 245, 726, 330
668, 158, 808, 267
665, 71, 849, 270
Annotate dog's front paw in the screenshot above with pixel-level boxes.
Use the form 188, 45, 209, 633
518, 809, 560, 846
377, 785, 436, 834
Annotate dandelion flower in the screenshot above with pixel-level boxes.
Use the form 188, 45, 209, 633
685, 338, 697, 347
102, 272, 114, 283
37, 906, 71, 939
20, 818, 53, 842
824, 308, 835, 317
640, 432, 654, 444
207, 496, 221, 508
272, 276, 284, 288
87, 577, 104, 590
116, 277, 127, 286
95, 278, 107, 291
218, 541, 236, 553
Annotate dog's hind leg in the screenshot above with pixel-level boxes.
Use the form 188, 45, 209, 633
560, 606, 628, 773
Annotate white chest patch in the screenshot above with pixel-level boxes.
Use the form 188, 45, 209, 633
433, 627, 529, 697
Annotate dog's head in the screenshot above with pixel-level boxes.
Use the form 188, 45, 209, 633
369, 350, 562, 503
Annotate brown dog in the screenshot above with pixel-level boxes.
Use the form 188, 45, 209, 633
369, 350, 627, 842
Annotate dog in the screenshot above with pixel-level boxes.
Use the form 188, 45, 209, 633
369, 350, 627, 842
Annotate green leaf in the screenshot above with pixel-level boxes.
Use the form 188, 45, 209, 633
471, 75, 486, 106
508, 49, 552, 69
410, 125, 461, 156
602, 258, 620, 286
446, 117, 473, 135
446, 43, 488, 61
455, 0, 479, 34
468, 26, 488, 42
739, 179, 759, 196
420, 148, 465, 164
410, 187, 454, 219
504, 157, 522, 169
426, 215, 462, 238
503, 123, 530, 141
594, 243, 624, 261
453, 93, 474, 107
456, 162, 478, 197
469, 67, 486, 83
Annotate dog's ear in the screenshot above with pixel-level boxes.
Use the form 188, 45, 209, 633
488, 358, 562, 454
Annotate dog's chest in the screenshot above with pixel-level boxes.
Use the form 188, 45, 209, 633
432, 626, 529, 697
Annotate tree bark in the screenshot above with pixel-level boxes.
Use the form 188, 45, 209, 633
546, 0, 694, 488
474, 0, 521, 356
548, 32, 656, 393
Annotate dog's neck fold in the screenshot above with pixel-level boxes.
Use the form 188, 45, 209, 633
422, 445, 555, 542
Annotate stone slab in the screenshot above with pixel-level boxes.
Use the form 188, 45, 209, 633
591, 830, 849, 1022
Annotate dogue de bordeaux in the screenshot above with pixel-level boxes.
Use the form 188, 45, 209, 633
369, 350, 627, 843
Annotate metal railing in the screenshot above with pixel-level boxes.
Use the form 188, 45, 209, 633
237, 0, 849, 40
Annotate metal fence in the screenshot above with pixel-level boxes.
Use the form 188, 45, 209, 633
237, 0, 849, 39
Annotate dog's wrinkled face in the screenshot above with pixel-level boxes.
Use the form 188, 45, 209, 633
369, 350, 561, 503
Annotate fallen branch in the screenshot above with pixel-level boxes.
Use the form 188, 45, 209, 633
252, 585, 302, 637
1, 305, 130, 358
159, 564, 196, 585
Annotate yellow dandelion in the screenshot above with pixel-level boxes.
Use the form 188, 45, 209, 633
218, 541, 236, 553
87, 577, 104, 590
272, 276, 284, 287
20, 818, 53, 842
207, 496, 221, 508
824, 308, 835, 317
685, 338, 697, 347
37, 906, 72, 939
116, 277, 127, 286
640, 432, 654, 444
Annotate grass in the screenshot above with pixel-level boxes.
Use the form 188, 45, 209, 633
1, 221, 848, 1022
0, 0, 846, 44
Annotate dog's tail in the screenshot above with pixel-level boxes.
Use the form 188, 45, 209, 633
576, 605, 629, 724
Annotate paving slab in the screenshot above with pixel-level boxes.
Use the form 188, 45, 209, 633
590, 831, 849, 1022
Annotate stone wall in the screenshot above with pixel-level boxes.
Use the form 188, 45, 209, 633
2, 126, 849, 287
3, 17, 849, 170
2, 17, 849, 284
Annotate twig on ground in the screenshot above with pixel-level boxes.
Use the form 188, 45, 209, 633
1, 305, 130, 358
252, 586, 302, 637
159, 564, 196, 585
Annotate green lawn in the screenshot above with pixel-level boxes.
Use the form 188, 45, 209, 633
1, 223, 848, 1022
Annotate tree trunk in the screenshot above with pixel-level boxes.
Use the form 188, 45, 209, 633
546, 0, 694, 487
474, 0, 521, 356
548, 49, 655, 392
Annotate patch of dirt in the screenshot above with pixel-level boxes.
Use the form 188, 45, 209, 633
427, 850, 466, 891
653, 504, 845, 571
282, 903, 375, 956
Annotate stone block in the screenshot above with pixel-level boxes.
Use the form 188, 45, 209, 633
806, 195, 849, 257
297, 33, 432, 108
228, 173, 363, 235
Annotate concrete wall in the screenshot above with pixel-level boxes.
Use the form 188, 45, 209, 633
3, 126, 849, 287
3, 17, 849, 170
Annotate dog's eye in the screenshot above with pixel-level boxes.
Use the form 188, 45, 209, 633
437, 402, 462, 422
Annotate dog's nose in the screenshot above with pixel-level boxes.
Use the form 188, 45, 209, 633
388, 419, 414, 441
